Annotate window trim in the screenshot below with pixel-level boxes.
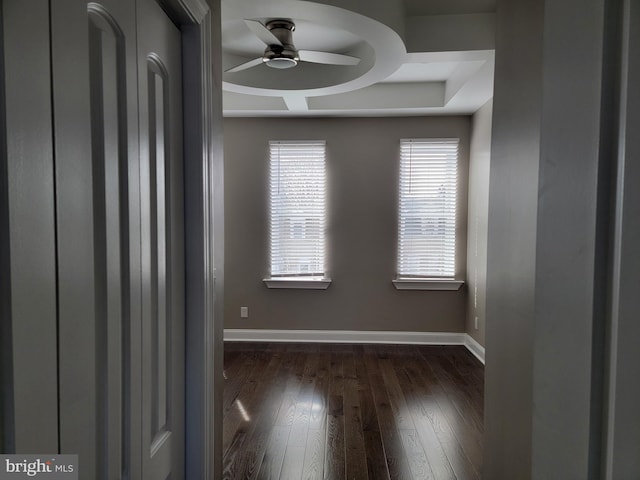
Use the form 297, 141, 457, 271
392, 278, 463, 291
263, 277, 332, 289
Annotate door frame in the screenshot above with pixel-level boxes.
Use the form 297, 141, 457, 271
159, 0, 223, 478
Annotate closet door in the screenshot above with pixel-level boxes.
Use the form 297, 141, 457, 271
51, 1, 142, 479
50, 1, 183, 479
136, 0, 185, 479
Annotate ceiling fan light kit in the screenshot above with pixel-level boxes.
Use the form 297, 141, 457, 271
264, 56, 298, 69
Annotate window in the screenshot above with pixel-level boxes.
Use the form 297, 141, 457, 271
394, 138, 463, 290
264, 140, 330, 289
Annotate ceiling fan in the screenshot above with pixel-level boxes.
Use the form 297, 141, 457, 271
226, 19, 361, 73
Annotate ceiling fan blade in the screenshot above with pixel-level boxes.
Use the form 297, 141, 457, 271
225, 57, 264, 73
244, 19, 282, 46
298, 50, 360, 66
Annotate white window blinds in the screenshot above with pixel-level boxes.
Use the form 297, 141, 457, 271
397, 138, 459, 278
269, 140, 326, 278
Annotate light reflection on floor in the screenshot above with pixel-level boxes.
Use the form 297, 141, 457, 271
235, 399, 251, 422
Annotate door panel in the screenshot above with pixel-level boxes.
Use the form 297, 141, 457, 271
52, 1, 141, 479
137, 1, 185, 479
88, 8, 130, 478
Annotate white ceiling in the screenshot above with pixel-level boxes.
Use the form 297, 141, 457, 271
221, 0, 496, 117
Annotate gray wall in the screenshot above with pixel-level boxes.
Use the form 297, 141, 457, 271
484, 0, 542, 476
531, 0, 609, 475
485, 0, 640, 478
465, 100, 492, 347
224, 116, 470, 333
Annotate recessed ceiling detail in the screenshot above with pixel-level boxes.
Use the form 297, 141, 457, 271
222, 0, 496, 116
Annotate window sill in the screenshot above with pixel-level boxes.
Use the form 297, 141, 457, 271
263, 277, 332, 290
392, 278, 464, 291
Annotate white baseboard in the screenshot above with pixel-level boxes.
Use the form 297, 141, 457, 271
223, 328, 485, 364
464, 334, 486, 364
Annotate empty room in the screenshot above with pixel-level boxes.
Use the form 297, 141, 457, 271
220, 1, 491, 477
219, 0, 639, 478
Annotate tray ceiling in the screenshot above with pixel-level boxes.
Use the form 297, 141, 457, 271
222, 0, 496, 117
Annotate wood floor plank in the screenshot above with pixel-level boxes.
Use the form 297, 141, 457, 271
344, 354, 368, 479
288, 353, 319, 448
223, 349, 292, 476
358, 388, 380, 434
223, 342, 485, 480
405, 350, 481, 479
420, 347, 484, 433
257, 425, 289, 479
236, 426, 272, 480
377, 356, 416, 431
309, 373, 329, 430
362, 352, 413, 480
379, 428, 414, 480
419, 352, 484, 446
393, 355, 456, 480
275, 394, 298, 427
301, 428, 325, 480
325, 349, 346, 479
399, 429, 436, 480
363, 430, 391, 480
222, 431, 246, 480
280, 445, 306, 480
325, 408, 346, 480
428, 397, 483, 479
409, 400, 457, 480
222, 352, 282, 458
223, 353, 262, 412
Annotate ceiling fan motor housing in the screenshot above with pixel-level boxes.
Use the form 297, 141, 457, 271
263, 19, 299, 68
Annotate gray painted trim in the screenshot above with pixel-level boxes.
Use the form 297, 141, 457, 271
0, 0, 14, 453
593, 0, 627, 477
210, 1, 225, 475
157, 0, 208, 25
172, 0, 221, 477
604, 0, 640, 477
182, 24, 207, 480
1, 0, 59, 453
178, 0, 208, 23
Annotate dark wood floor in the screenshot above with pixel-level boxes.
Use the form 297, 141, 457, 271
222, 342, 484, 480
